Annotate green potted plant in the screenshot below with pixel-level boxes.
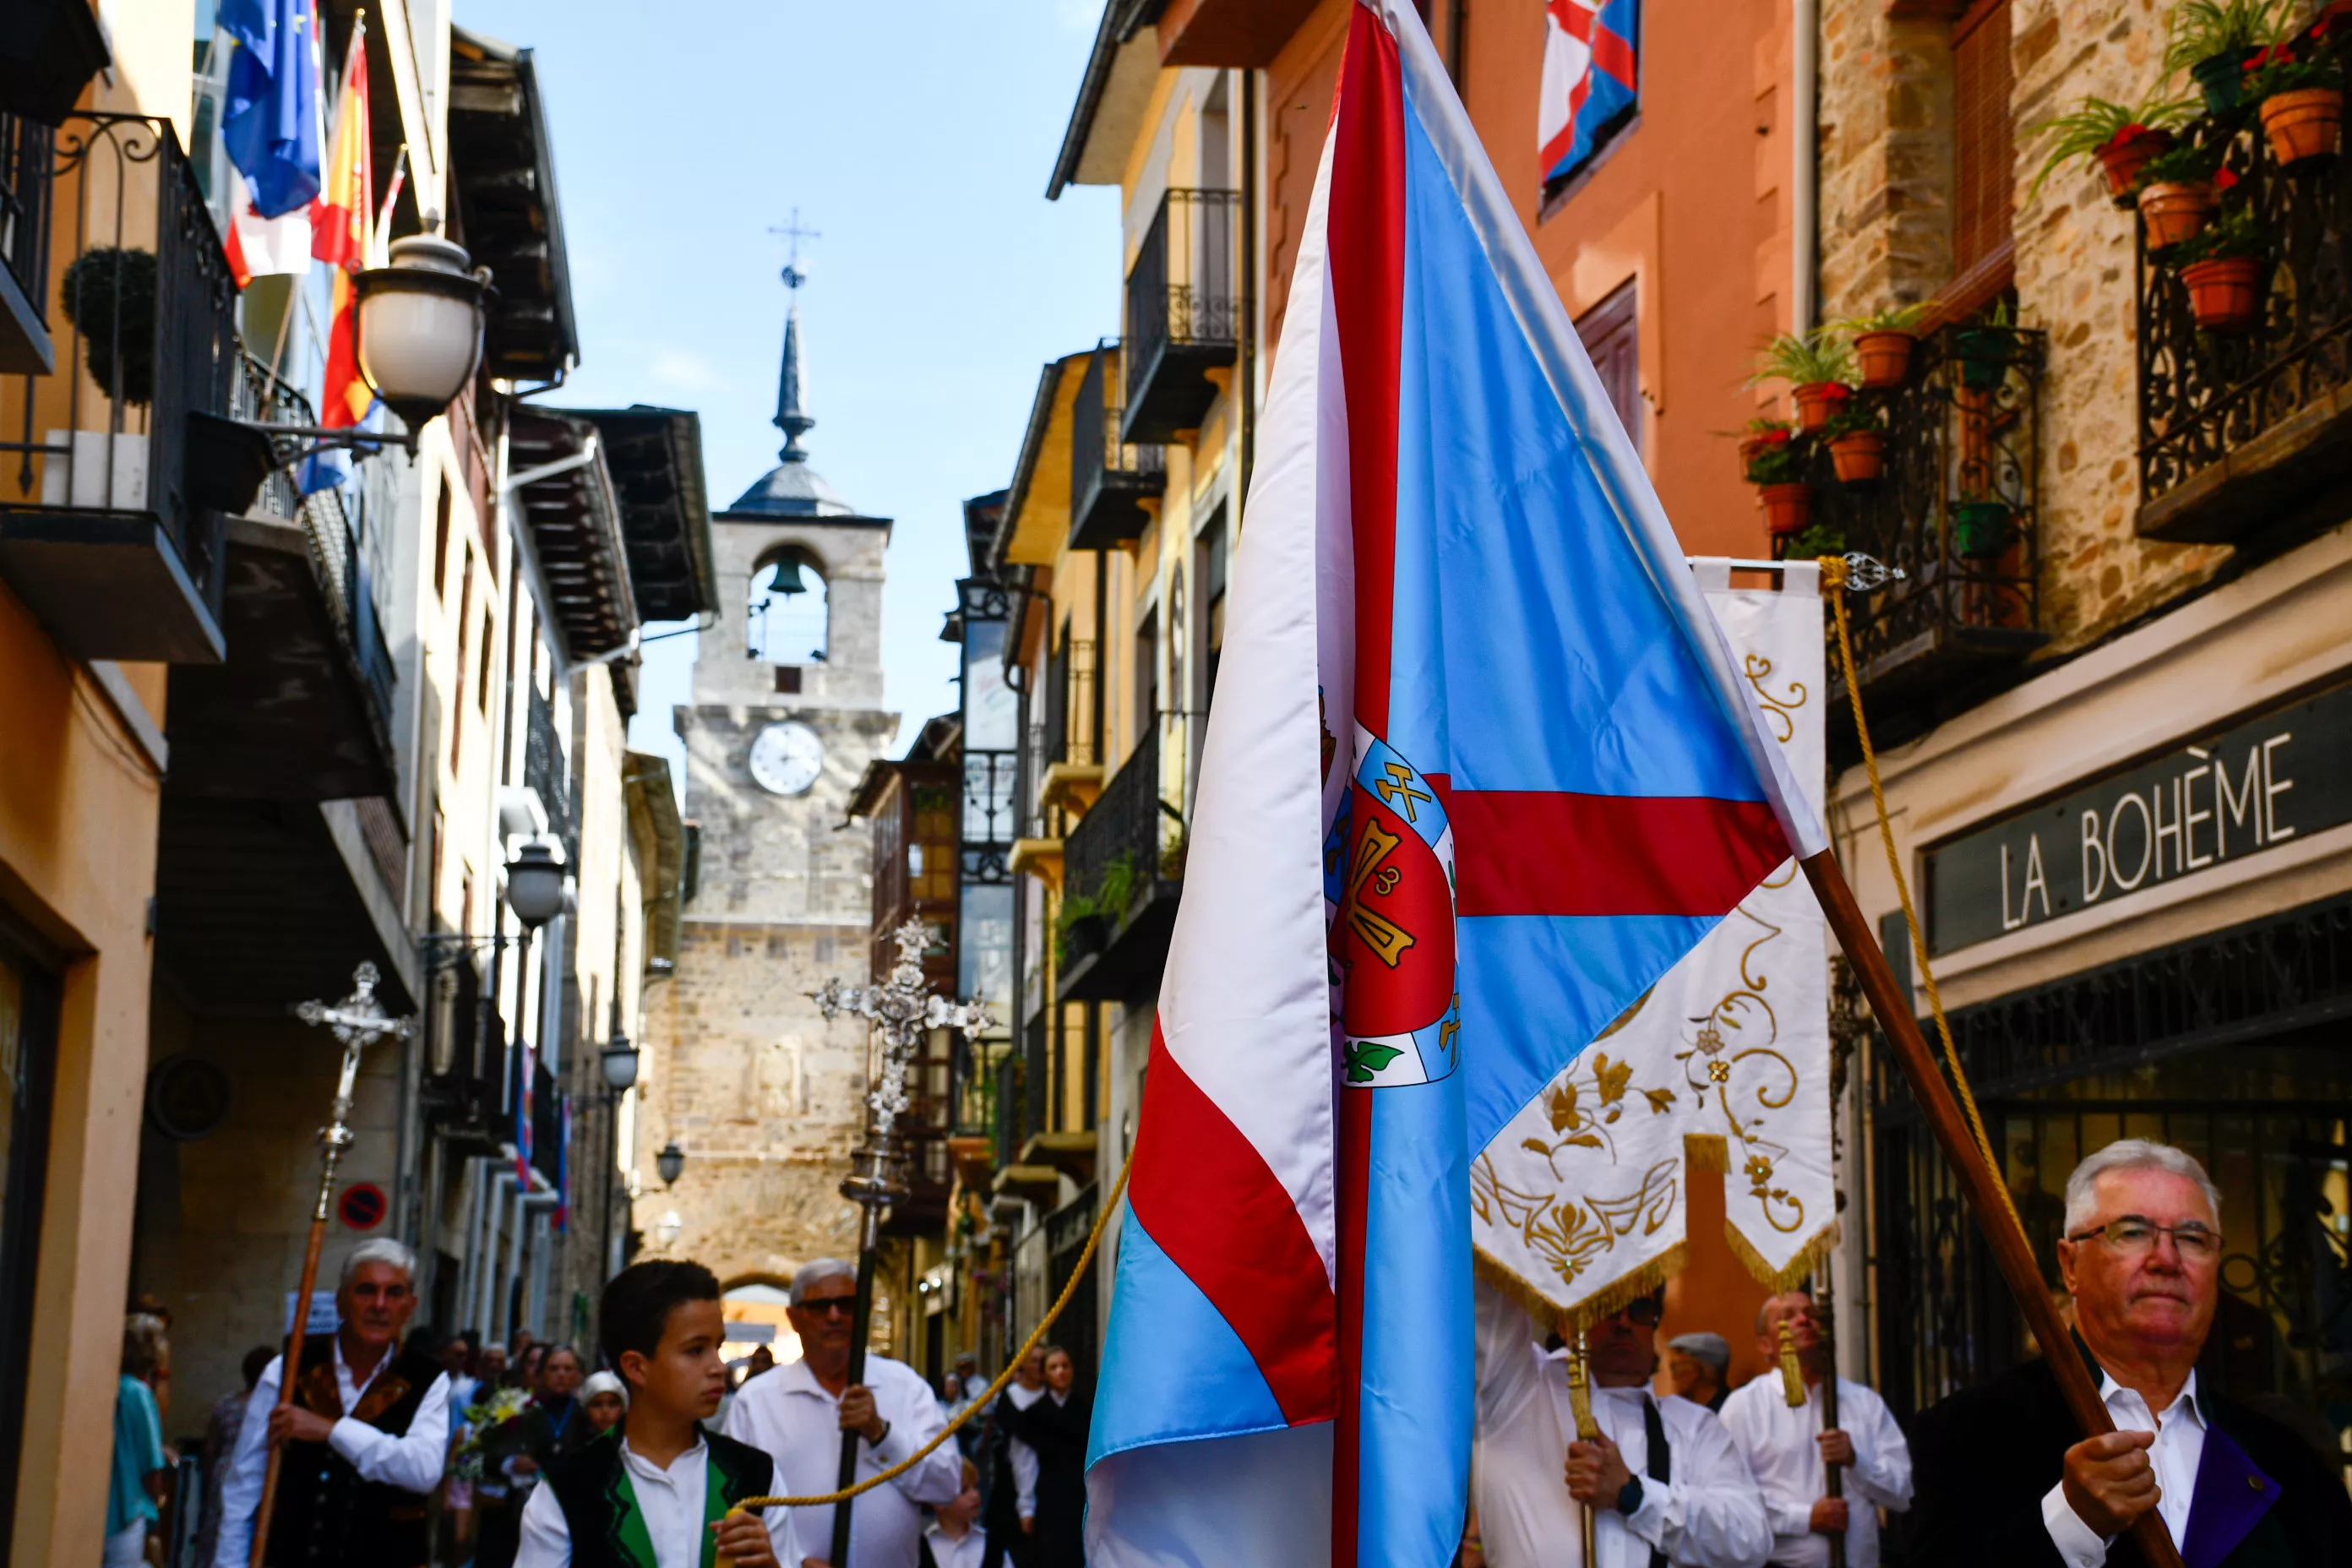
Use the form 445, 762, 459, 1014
2249, 52, 2344, 164
1745, 437, 1814, 536
2134, 137, 2225, 248
1055, 890, 1107, 970
1952, 498, 2017, 560
2169, 208, 2267, 330
1822, 404, 1886, 484
58, 247, 158, 405
1735, 415, 1796, 469
1838, 301, 1936, 389
2165, 0, 2287, 112
1950, 300, 2025, 392
1747, 329, 1857, 433
2027, 95, 2195, 206
1783, 520, 1848, 562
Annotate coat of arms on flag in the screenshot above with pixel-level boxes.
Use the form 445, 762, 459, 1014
1540, 0, 1641, 186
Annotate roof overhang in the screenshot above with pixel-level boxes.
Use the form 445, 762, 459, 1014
1048, 0, 1170, 198
623, 752, 683, 978
449, 27, 580, 382
1155, 0, 1330, 67
570, 406, 716, 623
509, 409, 637, 664
992, 352, 1092, 569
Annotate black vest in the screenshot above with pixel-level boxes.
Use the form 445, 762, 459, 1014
263, 1336, 445, 1568
545, 1427, 776, 1568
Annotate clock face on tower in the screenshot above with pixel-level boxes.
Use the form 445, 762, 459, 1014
749, 720, 825, 796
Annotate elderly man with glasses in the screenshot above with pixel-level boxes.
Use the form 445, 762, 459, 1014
1910, 1138, 2352, 1567
722, 1258, 962, 1568
1473, 1278, 1772, 1568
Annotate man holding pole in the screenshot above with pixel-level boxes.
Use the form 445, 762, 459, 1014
1721, 1291, 1909, 1567
1473, 1278, 1772, 1568
211, 1239, 451, 1568
722, 1259, 961, 1567
1909, 1140, 2352, 1567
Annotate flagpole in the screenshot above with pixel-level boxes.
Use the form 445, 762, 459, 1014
1795, 851, 2186, 1568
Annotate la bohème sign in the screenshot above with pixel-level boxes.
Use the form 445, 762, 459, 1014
1925, 680, 2352, 955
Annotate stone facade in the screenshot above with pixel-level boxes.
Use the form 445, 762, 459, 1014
635, 423, 898, 1288
1815, 0, 2229, 662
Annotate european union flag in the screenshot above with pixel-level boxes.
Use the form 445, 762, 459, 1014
219, 0, 323, 218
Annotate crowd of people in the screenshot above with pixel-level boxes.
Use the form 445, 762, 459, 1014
109, 1244, 1090, 1568
104, 1136, 2352, 1567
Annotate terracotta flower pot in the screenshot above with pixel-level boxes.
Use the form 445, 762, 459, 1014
1828, 430, 1886, 484
1854, 330, 1917, 389
2096, 127, 2174, 202
1759, 482, 1814, 536
1791, 382, 1850, 433
2261, 87, 2344, 166
2137, 181, 2216, 249
2180, 255, 2265, 331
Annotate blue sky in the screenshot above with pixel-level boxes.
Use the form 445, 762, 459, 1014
453, 0, 1123, 792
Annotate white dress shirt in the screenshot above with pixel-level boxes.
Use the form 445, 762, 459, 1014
1473, 1284, 1773, 1568
1719, 1374, 1912, 1568
922, 1520, 989, 1568
513, 1435, 802, 1568
2039, 1369, 2205, 1567
722, 1353, 963, 1568
1000, 1383, 1043, 1522
211, 1337, 452, 1568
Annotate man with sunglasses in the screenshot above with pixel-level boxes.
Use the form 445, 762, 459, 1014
724, 1259, 963, 1567
1909, 1138, 2352, 1567
1473, 1279, 1772, 1567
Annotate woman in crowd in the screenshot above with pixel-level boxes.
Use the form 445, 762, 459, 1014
106, 1314, 172, 1568
475, 1343, 591, 1568
998, 1345, 1091, 1568
579, 1369, 627, 1438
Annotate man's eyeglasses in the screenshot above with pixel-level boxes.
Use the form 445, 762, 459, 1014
801, 1296, 858, 1318
1614, 1298, 1663, 1329
2066, 1217, 2223, 1261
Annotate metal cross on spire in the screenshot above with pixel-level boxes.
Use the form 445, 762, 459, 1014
769, 207, 821, 291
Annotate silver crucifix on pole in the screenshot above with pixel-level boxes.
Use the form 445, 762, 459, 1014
809, 918, 990, 1565
248, 963, 416, 1565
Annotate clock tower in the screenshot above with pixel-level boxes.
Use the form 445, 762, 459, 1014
640, 264, 898, 1289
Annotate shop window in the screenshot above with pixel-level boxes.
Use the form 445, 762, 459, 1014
1948, 0, 2016, 308
1576, 280, 1642, 455
0, 938, 61, 1533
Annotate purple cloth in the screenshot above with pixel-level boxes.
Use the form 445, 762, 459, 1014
2181, 1424, 2279, 1568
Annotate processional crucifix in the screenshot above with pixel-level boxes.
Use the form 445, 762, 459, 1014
811, 918, 992, 1567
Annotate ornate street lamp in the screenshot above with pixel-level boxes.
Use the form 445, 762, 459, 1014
656, 1140, 685, 1188
598, 1032, 641, 1094
503, 841, 566, 931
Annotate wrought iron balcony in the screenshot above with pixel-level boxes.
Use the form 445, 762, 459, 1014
1058, 720, 1183, 1004
1782, 324, 2049, 740
1070, 340, 1163, 549
527, 685, 578, 861
1122, 188, 1240, 444
2137, 35, 2352, 549
0, 114, 242, 662
0, 114, 55, 373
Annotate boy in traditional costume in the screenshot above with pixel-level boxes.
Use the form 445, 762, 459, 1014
515, 1260, 808, 1568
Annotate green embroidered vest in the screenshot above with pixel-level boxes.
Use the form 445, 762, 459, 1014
545, 1428, 776, 1568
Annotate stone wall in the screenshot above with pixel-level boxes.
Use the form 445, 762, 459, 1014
1815, 0, 2230, 661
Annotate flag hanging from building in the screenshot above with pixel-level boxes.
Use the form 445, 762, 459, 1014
222, 166, 315, 288
1082, 4, 1821, 1565
1538, 0, 1640, 186
300, 20, 380, 495
554, 1093, 572, 1233
1473, 564, 1834, 1330
217, 0, 324, 219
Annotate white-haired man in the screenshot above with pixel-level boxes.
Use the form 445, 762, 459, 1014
213, 1239, 451, 1568
1910, 1138, 2352, 1567
722, 1258, 962, 1568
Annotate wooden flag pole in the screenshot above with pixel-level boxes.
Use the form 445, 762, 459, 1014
1797, 852, 2185, 1568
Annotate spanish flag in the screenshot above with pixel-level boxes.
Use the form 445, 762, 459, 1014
313, 17, 373, 430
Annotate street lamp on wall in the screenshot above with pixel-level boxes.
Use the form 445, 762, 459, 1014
503, 841, 566, 931
599, 1033, 641, 1095
656, 1140, 685, 1188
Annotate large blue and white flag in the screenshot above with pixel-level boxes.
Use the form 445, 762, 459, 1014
218, 0, 324, 218
1082, 3, 1821, 1564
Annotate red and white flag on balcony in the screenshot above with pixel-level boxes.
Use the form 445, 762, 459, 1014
222, 165, 315, 288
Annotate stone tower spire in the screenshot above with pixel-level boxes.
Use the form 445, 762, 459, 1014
774, 291, 814, 463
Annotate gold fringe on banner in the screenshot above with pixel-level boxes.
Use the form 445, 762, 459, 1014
1472, 1239, 1693, 1335
1723, 1217, 1842, 1295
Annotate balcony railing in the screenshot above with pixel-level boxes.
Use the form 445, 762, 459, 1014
2137, 29, 2352, 548
0, 114, 240, 662
1043, 634, 1097, 770
1783, 324, 2048, 738
1122, 188, 1239, 444
1058, 720, 1184, 1004
1070, 340, 1163, 549
527, 686, 578, 860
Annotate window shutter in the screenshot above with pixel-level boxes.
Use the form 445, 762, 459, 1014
1576, 280, 1642, 456
1951, 0, 2015, 283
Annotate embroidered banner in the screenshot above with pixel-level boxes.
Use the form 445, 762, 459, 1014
1472, 562, 1831, 1326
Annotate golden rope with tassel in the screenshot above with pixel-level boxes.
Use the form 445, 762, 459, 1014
714, 1142, 1134, 1560
1816, 554, 2017, 1228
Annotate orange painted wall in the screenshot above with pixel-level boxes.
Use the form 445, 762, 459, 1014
1261, 0, 1794, 560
